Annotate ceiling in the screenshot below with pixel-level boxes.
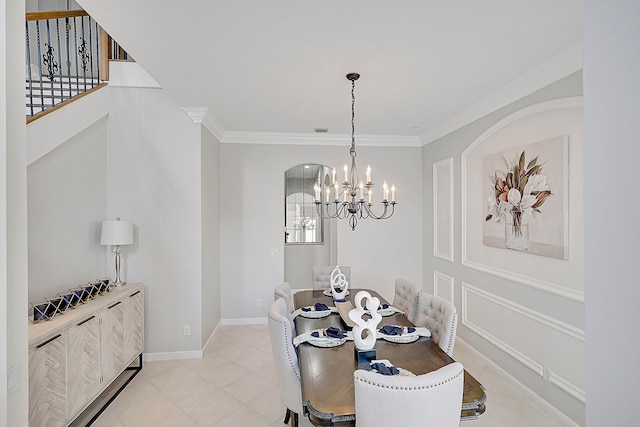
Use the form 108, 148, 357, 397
78, 0, 583, 145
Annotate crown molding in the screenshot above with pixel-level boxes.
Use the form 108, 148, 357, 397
420, 42, 583, 145
181, 107, 226, 142
220, 131, 421, 146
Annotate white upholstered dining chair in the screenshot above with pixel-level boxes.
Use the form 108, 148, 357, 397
354, 362, 464, 427
268, 298, 303, 427
311, 265, 351, 290
391, 278, 421, 323
413, 292, 458, 356
274, 281, 295, 315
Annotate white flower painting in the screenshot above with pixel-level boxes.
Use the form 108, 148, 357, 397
482, 135, 569, 259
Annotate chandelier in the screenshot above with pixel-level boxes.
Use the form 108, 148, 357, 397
313, 73, 396, 231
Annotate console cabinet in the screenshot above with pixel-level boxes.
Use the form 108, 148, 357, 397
29, 284, 144, 427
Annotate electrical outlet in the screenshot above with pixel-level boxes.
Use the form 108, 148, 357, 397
270, 249, 278, 257
256, 298, 262, 307
183, 325, 191, 336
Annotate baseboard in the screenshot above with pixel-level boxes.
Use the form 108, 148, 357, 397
202, 320, 222, 353
143, 350, 203, 362
220, 317, 267, 325
456, 338, 580, 427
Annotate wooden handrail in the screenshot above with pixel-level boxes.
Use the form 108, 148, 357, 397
26, 10, 88, 21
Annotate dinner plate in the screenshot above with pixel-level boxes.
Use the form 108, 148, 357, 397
379, 332, 420, 344
298, 308, 332, 319
376, 307, 397, 317
322, 289, 350, 297
306, 328, 348, 347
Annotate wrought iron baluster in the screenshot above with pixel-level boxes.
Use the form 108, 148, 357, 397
35, 20, 45, 112
88, 16, 94, 86
56, 18, 64, 102
44, 20, 57, 107
65, 18, 72, 99
73, 16, 79, 91
95, 19, 100, 82
26, 22, 34, 116
79, 16, 87, 91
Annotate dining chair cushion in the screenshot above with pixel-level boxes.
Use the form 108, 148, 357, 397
268, 298, 304, 417
391, 278, 421, 323
274, 281, 295, 314
311, 265, 351, 290
354, 362, 464, 427
414, 293, 458, 356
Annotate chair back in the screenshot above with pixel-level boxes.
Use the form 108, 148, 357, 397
274, 281, 295, 314
354, 362, 464, 427
392, 278, 421, 323
268, 298, 304, 415
414, 293, 458, 356
311, 265, 351, 290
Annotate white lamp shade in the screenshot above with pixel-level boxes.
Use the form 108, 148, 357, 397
100, 220, 134, 246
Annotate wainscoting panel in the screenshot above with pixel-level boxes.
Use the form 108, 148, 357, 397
462, 283, 584, 402
433, 158, 454, 262
433, 271, 454, 303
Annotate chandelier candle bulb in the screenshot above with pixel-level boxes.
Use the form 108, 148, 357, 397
383, 181, 389, 202
334, 182, 339, 201
391, 185, 396, 203
359, 181, 364, 200
326, 186, 330, 203
366, 165, 372, 184
343, 164, 349, 183
368, 189, 372, 204
332, 168, 336, 184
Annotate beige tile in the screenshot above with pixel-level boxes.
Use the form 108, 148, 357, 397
182, 389, 242, 426
217, 340, 258, 360
233, 348, 273, 371
201, 360, 251, 388
179, 353, 230, 377
138, 359, 181, 379
222, 373, 276, 404
207, 405, 271, 427
117, 392, 182, 427
254, 361, 278, 384
246, 385, 287, 422
146, 364, 203, 391
159, 376, 218, 407
518, 397, 563, 427
103, 377, 163, 415
90, 411, 125, 427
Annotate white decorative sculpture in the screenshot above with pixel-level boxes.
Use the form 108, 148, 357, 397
349, 291, 382, 351
330, 266, 349, 300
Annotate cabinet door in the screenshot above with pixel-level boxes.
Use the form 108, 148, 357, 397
124, 289, 144, 364
67, 315, 101, 417
101, 300, 124, 385
29, 333, 67, 427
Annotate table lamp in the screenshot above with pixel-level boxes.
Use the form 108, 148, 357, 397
100, 217, 134, 287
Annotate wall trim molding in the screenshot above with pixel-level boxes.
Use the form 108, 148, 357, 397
433, 157, 454, 262
460, 96, 585, 303
433, 270, 455, 303
456, 338, 580, 427
421, 42, 582, 144
220, 131, 422, 147
461, 283, 585, 403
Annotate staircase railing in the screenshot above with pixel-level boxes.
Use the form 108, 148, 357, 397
25, 9, 129, 122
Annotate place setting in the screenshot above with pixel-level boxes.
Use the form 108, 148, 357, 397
291, 302, 338, 319
368, 359, 415, 377
376, 324, 431, 344
293, 326, 352, 348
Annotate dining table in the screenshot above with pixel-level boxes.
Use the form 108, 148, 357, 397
293, 288, 487, 426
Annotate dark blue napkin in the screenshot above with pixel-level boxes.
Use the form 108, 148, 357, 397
311, 326, 347, 339
302, 302, 330, 312
370, 362, 400, 375
379, 325, 416, 336
364, 303, 389, 311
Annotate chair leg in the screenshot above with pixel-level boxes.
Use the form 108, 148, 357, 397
283, 409, 298, 426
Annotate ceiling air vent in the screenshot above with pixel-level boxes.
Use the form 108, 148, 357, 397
314, 128, 328, 133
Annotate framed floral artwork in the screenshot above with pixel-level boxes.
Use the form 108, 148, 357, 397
482, 135, 569, 259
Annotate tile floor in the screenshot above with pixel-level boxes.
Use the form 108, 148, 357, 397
93, 324, 565, 427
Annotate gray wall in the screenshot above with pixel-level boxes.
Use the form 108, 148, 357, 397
27, 117, 107, 303
584, 1, 640, 425
201, 127, 221, 344
220, 143, 423, 320
422, 71, 584, 424
107, 85, 204, 353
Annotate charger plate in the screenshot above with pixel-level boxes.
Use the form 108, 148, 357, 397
323, 289, 350, 297
307, 328, 348, 348
298, 308, 332, 319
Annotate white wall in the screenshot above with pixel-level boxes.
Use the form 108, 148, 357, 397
219, 143, 422, 320
584, 1, 640, 425
422, 72, 584, 424
201, 127, 221, 344
107, 83, 204, 353
27, 117, 107, 303
2, 0, 29, 424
